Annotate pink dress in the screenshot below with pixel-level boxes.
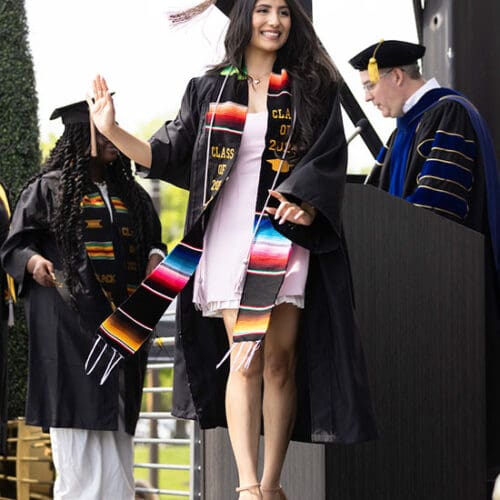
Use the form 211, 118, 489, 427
192, 111, 310, 317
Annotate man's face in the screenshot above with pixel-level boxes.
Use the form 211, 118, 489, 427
359, 67, 406, 118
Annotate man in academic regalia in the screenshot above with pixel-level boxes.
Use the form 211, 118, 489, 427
349, 39, 500, 496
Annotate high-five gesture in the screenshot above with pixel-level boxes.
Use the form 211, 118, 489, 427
87, 75, 152, 168
88, 75, 116, 136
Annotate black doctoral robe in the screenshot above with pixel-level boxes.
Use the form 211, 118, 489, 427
144, 71, 378, 444
0, 171, 163, 435
367, 88, 500, 463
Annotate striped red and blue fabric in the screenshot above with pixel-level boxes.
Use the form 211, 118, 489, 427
97, 238, 203, 358
86, 66, 296, 383
232, 213, 292, 343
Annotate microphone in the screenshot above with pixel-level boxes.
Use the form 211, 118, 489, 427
346, 118, 368, 144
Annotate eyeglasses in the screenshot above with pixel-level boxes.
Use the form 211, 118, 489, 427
362, 68, 394, 92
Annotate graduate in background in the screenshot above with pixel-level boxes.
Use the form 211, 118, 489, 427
349, 39, 500, 497
0, 180, 15, 455
0, 101, 166, 499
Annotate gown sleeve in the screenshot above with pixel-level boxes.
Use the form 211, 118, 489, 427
0, 185, 10, 318
0, 188, 9, 250
405, 100, 477, 221
0, 176, 55, 295
274, 89, 347, 254
144, 78, 202, 190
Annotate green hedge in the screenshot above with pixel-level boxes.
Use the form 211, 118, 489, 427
0, 0, 40, 418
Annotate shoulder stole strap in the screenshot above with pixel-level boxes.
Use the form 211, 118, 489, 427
85, 222, 204, 384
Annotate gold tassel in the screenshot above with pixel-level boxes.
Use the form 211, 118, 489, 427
168, 0, 215, 25
368, 39, 384, 84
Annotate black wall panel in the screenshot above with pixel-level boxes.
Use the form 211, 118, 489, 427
422, 0, 500, 159
326, 183, 486, 500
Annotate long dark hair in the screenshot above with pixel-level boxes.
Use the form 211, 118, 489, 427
211, 0, 342, 156
22, 123, 157, 298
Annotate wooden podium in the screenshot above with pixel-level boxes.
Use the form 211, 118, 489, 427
201, 182, 486, 499
326, 182, 486, 499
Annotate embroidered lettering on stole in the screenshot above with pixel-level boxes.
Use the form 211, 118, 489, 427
86, 68, 296, 383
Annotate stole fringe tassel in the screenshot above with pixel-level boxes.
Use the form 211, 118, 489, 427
216, 340, 262, 372
168, 0, 215, 25
85, 336, 124, 385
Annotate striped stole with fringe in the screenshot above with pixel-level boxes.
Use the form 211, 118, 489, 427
86, 68, 295, 384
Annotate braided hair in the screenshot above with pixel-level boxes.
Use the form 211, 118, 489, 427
25, 123, 157, 298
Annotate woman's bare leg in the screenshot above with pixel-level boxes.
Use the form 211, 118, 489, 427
222, 309, 264, 499
260, 303, 300, 499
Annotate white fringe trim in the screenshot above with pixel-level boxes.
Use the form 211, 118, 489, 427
195, 295, 304, 318
216, 340, 262, 372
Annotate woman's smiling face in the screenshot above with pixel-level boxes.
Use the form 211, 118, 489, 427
248, 0, 291, 54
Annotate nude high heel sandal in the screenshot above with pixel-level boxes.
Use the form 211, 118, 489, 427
236, 483, 261, 497
260, 485, 287, 499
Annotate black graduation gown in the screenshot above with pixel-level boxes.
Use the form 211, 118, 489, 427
144, 73, 378, 444
0, 182, 9, 453
0, 171, 162, 435
0, 184, 8, 325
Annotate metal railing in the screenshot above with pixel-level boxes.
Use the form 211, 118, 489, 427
133, 306, 201, 499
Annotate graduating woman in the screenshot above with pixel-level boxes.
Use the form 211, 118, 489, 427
90, 0, 377, 498
0, 101, 165, 499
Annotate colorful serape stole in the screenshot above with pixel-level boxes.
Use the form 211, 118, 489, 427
218, 213, 292, 370
87, 66, 295, 383
85, 234, 202, 384
81, 191, 140, 309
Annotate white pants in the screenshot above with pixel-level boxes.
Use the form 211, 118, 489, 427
493, 474, 500, 500
50, 427, 135, 500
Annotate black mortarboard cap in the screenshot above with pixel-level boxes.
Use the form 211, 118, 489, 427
49, 93, 115, 126
170, 0, 310, 23
216, 0, 233, 16
349, 40, 426, 71
216, 0, 311, 18
50, 99, 90, 125
50, 94, 114, 156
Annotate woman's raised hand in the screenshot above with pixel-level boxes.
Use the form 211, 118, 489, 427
87, 75, 153, 168
266, 190, 316, 226
88, 75, 116, 136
